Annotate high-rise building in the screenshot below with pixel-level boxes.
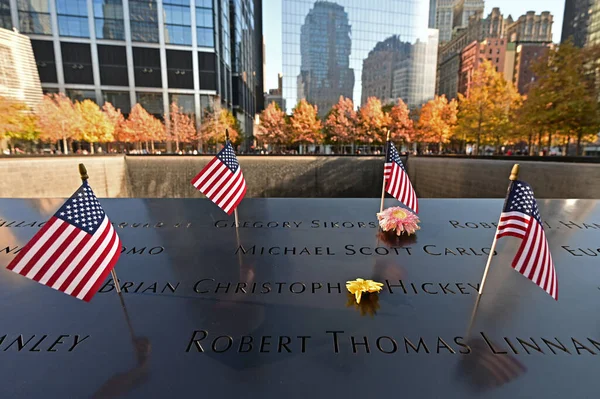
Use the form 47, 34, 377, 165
296, 1, 353, 116
283, 0, 436, 114
513, 42, 553, 94
561, 0, 594, 47
458, 37, 512, 95
0, 27, 43, 109
361, 36, 411, 104
265, 72, 285, 110
507, 11, 553, 43
434, 0, 455, 43
391, 30, 438, 108
437, 8, 553, 99
2, 0, 263, 146
452, 0, 484, 31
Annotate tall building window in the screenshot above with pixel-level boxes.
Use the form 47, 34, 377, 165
93, 0, 124, 40
133, 47, 161, 87
18, 0, 52, 34
169, 93, 194, 117
61, 42, 94, 84
220, 0, 230, 65
66, 89, 96, 102
31, 40, 57, 83
0, 0, 11, 29
163, 0, 191, 45
196, 0, 213, 47
103, 91, 130, 113
98, 45, 128, 86
167, 49, 193, 88
137, 92, 163, 116
198, 51, 216, 90
129, 0, 158, 42
57, 0, 90, 37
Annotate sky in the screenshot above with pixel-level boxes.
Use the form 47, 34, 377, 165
262, 0, 566, 91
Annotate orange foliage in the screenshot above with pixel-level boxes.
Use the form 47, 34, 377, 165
290, 99, 323, 145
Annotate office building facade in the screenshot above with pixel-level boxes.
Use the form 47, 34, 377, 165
437, 8, 554, 99
283, 0, 436, 115
0, 27, 43, 109
2, 0, 263, 144
561, 0, 593, 47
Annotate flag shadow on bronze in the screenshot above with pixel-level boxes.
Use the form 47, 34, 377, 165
457, 338, 526, 392
91, 336, 152, 399
457, 295, 527, 392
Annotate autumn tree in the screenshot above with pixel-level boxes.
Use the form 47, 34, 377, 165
456, 60, 522, 154
102, 102, 126, 150
387, 98, 414, 144
417, 95, 458, 151
324, 96, 357, 153
289, 99, 323, 152
358, 97, 390, 144
123, 104, 165, 152
168, 102, 197, 152
37, 94, 81, 154
199, 98, 240, 148
0, 96, 40, 144
519, 41, 600, 155
257, 102, 289, 150
75, 99, 114, 153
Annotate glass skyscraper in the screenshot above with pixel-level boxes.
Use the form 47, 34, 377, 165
2, 0, 263, 143
282, 0, 437, 113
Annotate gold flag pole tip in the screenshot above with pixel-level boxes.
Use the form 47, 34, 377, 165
509, 164, 519, 181
79, 164, 88, 182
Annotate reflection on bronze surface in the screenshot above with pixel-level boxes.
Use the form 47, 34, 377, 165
377, 230, 417, 247
346, 292, 380, 317
91, 337, 152, 399
458, 338, 526, 392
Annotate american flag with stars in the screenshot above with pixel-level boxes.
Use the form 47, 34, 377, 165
496, 180, 557, 300
191, 141, 247, 215
6, 182, 121, 302
384, 141, 418, 213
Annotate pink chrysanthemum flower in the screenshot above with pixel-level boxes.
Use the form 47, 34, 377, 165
376, 206, 420, 236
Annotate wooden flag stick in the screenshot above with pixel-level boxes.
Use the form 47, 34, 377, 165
379, 130, 391, 213
79, 163, 122, 294
478, 164, 520, 295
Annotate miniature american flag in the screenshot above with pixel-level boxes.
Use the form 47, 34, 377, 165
496, 180, 557, 300
191, 141, 247, 215
6, 182, 121, 302
384, 141, 418, 213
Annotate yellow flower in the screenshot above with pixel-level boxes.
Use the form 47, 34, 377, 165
346, 278, 384, 304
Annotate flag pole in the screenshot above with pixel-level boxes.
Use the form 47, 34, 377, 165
478, 163, 520, 295
79, 163, 121, 294
224, 129, 240, 227
380, 130, 391, 213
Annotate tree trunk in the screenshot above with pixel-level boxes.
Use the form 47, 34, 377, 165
63, 137, 68, 155
565, 135, 570, 156
528, 133, 533, 155
576, 132, 582, 156
176, 139, 180, 152
90, 143, 95, 154
537, 131, 542, 155
151, 141, 155, 153
547, 132, 552, 153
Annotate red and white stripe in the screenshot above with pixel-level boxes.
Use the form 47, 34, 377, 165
384, 162, 418, 214
497, 211, 557, 300
191, 157, 247, 215
7, 215, 121, 302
